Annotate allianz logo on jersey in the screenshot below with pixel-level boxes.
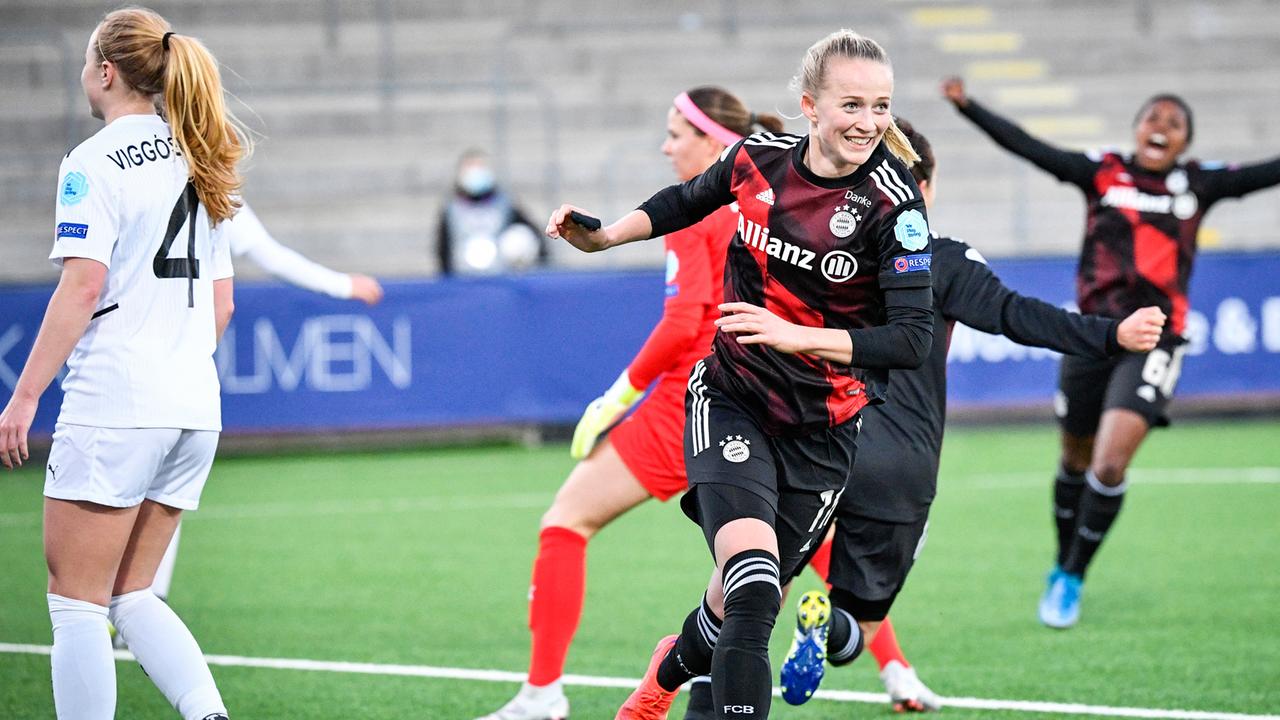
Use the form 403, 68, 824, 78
737, 215, 859, 282
1101, 185, 1198, 219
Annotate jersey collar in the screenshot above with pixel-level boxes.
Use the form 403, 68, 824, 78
791, 136, 887, 190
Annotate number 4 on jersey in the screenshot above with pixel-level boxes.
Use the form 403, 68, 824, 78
154, 182, 200, 307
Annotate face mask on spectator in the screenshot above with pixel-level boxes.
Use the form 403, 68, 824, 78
459, 166, 496, 197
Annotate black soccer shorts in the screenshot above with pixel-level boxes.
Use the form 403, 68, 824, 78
681, 370, 859, 584
825, 512, 929, 621
1056, 336, 1187, 436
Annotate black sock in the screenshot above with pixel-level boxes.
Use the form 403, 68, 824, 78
825, 605, 863, 666
682, 677, 714, 720
656, 594, 721, 692
712, 549, 781, 719
1053, 464, 1087, 567
1061, 471, 1126, 578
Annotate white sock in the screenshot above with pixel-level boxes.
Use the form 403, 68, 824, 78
151, 522, 181, 601
48, 593, 116, 720
522, 678, 564, 698
109, 589, 226, 720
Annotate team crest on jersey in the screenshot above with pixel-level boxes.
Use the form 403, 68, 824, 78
828, 204, 862, 238
894, 209, 929, 251
60, 171, 88, 206
720, 435, 751, 463
821, 250, 858, 282
1165, 169, 1189, 194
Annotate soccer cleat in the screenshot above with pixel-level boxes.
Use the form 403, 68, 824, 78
615, 635, 680, 720
780, 591, 832, 706
475, 682, 569, 720
1038, 567, 1083, 629
880, 660, 942, 712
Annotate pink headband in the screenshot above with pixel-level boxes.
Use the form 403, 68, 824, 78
673, 92, 743, 147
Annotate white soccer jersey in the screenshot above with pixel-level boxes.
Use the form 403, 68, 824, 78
51, 113, 233, 431
224, 203, 353, 299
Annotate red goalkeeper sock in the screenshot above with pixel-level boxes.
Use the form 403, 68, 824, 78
527, 526, 588, 687
869, 615, 909, 670
807, 536, 833, 586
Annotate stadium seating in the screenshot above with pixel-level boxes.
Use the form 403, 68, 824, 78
2, 0, 1277, 282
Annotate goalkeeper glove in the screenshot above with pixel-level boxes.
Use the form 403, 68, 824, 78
570, 370, 645, 459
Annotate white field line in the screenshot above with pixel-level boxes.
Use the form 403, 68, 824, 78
0, 492, 551, 529
974, 467, 1280, 490
2, 467, 1276, 529
0, 643, 1275, 720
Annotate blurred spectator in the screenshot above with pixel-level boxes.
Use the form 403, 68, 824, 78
436, 149, 546, 276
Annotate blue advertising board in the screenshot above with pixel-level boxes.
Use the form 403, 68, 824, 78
3, 254, 1279, 437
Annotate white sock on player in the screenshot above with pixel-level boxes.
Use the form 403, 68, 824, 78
151, 521, 181, 601
109, 588, 226, 720
48, 593, 116, 720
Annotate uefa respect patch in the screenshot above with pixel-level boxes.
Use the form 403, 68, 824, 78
893, 253, 931, 274
894, 209, 928, 251
56, 222, 89, 240
60, 171, 88, 206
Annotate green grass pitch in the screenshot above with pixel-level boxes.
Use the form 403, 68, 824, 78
1, 420, 1278, 719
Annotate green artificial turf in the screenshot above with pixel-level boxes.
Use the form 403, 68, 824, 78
1, 420, 1277, 718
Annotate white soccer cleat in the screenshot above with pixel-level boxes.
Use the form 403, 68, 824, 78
880, 660, 942, 712
475, 681, 570, 720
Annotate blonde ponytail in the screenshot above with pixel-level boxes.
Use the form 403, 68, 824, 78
882, 120, 920, 165
94, 7, 251, 225
162, 33, 250, 224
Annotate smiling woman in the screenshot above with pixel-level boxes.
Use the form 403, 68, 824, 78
474, 85, 787, 720
791, 32, 919, 176
942, 76, 1280, 631
545, 28, 936, 720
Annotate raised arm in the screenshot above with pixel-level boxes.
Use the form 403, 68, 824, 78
1199, 156, 1280, 203
943, 77, 1098, 188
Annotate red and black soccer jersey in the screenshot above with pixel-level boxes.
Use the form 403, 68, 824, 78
640, 133, 934, 436
958, 99, 1280, 338
847, 235, 1119, 521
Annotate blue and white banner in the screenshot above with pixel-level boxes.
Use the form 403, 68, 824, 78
945, 251, 1280, 407
2, 254, 1279, 436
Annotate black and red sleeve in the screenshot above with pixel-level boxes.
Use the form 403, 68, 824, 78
1198, 156, 1280, 204
638, 140, 741, 238
956, 98, 1099, 189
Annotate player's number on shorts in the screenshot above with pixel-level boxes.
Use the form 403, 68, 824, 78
806, 488, 842, 534
153, 183, 201, 281
1140, 346, 1185, 397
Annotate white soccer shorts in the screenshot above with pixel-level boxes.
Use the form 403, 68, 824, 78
43, 423, 219, 510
